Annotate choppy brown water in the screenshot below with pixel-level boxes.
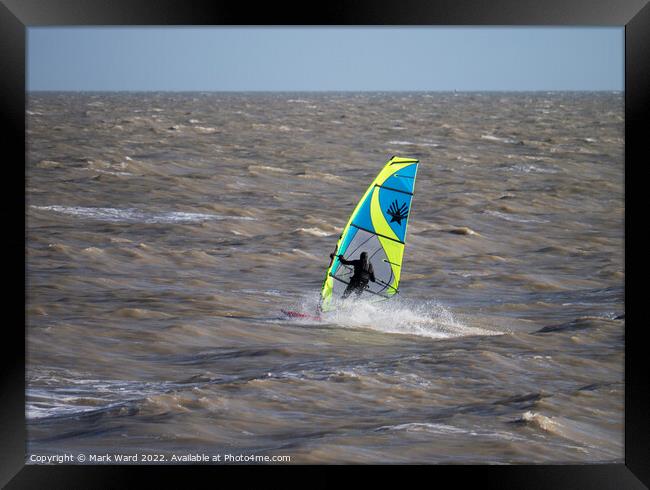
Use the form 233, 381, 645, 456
26, 92, 624, 464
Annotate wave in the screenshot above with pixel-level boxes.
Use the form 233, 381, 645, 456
376, 422, 467, 434
516, 410, 619, 453
114, 308, 173, 320
387, 140, 442, 148
85, 168, 133, 177
248, 164, 291, 174
375, 422, 528, 441
484, 210, 549, 224
35, 160, 64, 169
26, 373, 191, 421
536, 316, 615, 333
505, 163, 559, 174
192, 126, 220, 134
294, 227, 334, 237
481, 134, 523, 145
31, 205, 255, 224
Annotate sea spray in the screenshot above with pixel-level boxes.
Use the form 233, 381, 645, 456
292, 293, 500, 339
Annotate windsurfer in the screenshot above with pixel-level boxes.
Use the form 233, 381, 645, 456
330, 251, 376, 298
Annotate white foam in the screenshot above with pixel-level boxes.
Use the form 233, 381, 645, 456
484, 210, 549, 224
31, 205, 255, 224
87, 168, 134, 177
295, 227, 333, 237
520, 411, 618, 450
249, 165, 290, 174
275, 125, 308, 132
26, 376, 186, 420
507, 163, 559, 174
293, 295, 499, 340
481, 134, 520, 144
193, 126, 219, 134
376, 422, 528, 441
239, 289, 284, 297
377, 422, 468, 434
388, 140, 441, 147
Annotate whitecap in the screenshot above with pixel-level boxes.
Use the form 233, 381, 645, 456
193, 126, 220, 134
31, 205, 255, 224
26, 376, 196, 420
506, 163, 559, 174
481, 134, 520, 144
87, 168, 133, 177
376, 422, 468, 434
295, 227, 333, 237
375, 422, 528, 442
484, 210, 549, 224
388, 140, 441, 147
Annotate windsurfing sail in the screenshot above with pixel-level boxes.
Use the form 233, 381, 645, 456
319, 156, 419, 312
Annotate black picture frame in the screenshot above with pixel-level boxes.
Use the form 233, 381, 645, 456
2, 0, 646, 487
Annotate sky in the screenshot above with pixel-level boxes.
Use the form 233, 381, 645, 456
27, 27, 623, 91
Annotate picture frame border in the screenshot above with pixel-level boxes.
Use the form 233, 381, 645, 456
2, 0, 645, 486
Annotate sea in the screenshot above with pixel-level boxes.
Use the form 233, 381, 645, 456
26, 91, 624, 464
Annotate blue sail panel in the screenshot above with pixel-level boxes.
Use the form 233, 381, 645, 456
382, 167, 417, 194
377, 186, 414, 243
350, 191, 374, 232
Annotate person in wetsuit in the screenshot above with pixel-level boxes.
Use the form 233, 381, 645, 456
334, 251, 376, 298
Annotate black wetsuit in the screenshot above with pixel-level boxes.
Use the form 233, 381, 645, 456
338, 255, 376, 298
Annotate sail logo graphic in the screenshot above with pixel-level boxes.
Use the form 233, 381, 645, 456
387, 200, 409, 225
